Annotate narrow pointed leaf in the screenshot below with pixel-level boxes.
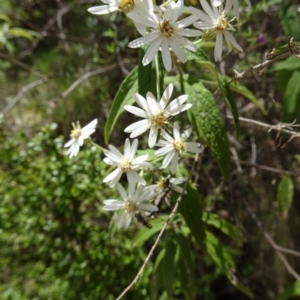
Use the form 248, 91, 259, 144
277, 175, 294, 219
104, 66, 138, 143
178, 181, 205, 249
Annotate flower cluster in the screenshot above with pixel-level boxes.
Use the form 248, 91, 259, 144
88, 0, 251, 65
64, 84, 201, 229
100, 84, 201, 228
64, 0, 252, 229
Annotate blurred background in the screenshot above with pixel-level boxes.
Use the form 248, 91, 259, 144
0, 0, 300, 299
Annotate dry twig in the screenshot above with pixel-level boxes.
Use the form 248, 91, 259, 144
243, 199, 300, 280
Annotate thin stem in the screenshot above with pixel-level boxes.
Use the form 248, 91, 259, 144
155, 54, 161, 99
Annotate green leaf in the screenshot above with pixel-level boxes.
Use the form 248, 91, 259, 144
178, 182, 205, 249
218, 77, 240, 137
151, 248, 166, 299
184, 74, 231, 179
295, 154, 300, 166
227, 79, 266, 114
273, 56, 300, 72
279, 6, 300, 41
138, 48, 157, 98
8, 27, 41, 40
175, 233, 195, 300
282, 70, 300, 121
203, 212, 243, 245
277, 280, 300, 300
231, 281, 254, 299
162, 239, 180, 299
104, 66, 138, 144
277, 175, 294, 219
205, 230, 235, 275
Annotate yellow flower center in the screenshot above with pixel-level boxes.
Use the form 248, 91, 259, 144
158, 177, 169, 189
172, 139, 186, 153
124, 200, 137, 213
159, 20, 174, 37
70, 122, 81, 138
215, 15, 232, 32
150, 111, 169, 129
118, 0, 135, 13
120, 158, 132, 173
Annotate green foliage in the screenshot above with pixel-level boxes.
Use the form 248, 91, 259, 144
1, 1, 300, 299
138, 48, 158, 98
0, 124, 150, 299
203, 212, 243, 246
273, 57, 300, 122
277, 280, 300, 300
179, 181, 205, 248
279, 5, 300, 41
277, 175, 294, 219
184, 75, 231, 179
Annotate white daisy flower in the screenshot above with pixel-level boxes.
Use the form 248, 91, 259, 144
127, 0, 202, 71
103, 138, 152, 187
190, 0, 243, 61
103, 183, 158, 229
212, 0, 251, 21
87, 0, 154, 35
64, 119, 98, 158
155, 122, 201, 174
124, 83, 192, 148
146, 176, 188, 205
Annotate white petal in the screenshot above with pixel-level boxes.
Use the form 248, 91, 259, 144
173, 122, 181, 140
64, 138, 75, 148
161, 38, 172, 71
168, 37, 187, 63
132, 154, 149, 164
124, 138, 131, 158
88, 5, 117, 15
138, 203, 158, 212
66, 142, 80, 158
127, 170, 146, 185
200, 0, 216, 18
224, 32, 243, 52
124, 105, 148, 118
155, 144, 173, 156
128, 32, 160, 49
170, 153, 179, 174
161, 151, 175, 169
190, 7, 214, 23
176, 28, 202, 37
129, 139, 138, 160
125, 120, 150, 137
214, 32, 223, 61
81, 118, 98, 132
176, 14, 199, 28
116, 183, 128, 201
143, 37, 162, 66
160, 83, 173, 108
103, 168, 122, 186
161, 131, 174, 143
127, 12, 158, 28
134, 93, 149, 112
107, 144, 123, 160
148, 127, 158, 148
103, 157, 119, 166
186, 142, 201, 153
